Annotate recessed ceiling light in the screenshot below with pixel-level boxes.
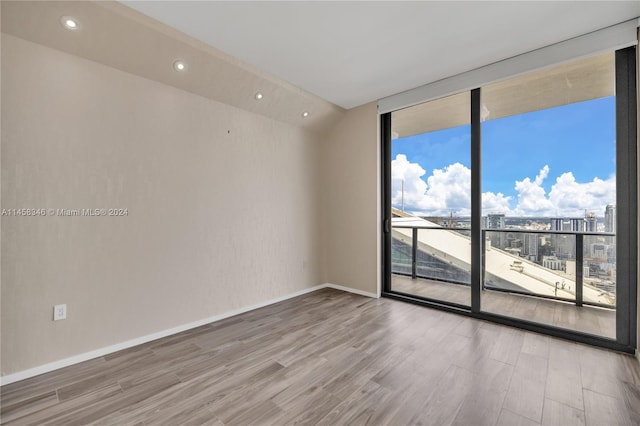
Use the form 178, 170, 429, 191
302, 111, 309, 118
173, 60, 187, 72
255, 92, 263, 100
61, 16, 80, 31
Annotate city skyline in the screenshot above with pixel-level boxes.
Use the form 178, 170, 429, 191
415, 207, 616, 233
392, 96, 616, 217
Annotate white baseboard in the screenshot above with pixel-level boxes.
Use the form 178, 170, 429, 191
0, 283, 376, 386
324, 283, 379, 299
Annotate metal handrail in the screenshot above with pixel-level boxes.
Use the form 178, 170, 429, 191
392, 225, 614, 237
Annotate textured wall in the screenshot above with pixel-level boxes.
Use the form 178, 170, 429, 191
322, 103, 380, 296
1, 35, 324, 375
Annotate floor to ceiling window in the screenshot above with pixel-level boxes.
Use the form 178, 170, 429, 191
389, 91, 471, 307
480, 52, 617, 339
382, 45, 637, 352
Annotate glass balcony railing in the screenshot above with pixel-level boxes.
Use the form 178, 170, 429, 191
391, 226, 616, 309
392, 226, 471, 285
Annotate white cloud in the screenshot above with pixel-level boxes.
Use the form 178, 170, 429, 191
547, 172, 615, 217
392, 154, 513, 216
513, 166, 555, 215
392, 154, 469, 216
391, 154, 429, 212
511, 165, 615, 217
482, 191, 513, 215
422, 162, 471, 215
392, 155, 616, 217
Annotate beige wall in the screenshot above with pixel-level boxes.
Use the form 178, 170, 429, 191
1, 35, 325, 375
322, 103, 380, 296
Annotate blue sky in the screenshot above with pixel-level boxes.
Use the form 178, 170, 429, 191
391, 97, 616, 216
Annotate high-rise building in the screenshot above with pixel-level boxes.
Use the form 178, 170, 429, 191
570, 218, 584, 232
605, 205, 616, 233
487, 214, 506, 249
550, 218, 563, 231
585, 212, 598, 232
523, 233, 539, 259
555, 234, 576, 260
487, 214, 505, 229
549, 218, 563, 258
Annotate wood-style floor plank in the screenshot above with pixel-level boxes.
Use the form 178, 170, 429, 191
0, 390, 58, 424
497, 408, 541, 426
1, 288, 639, 426
503, 370, 546, 423
583, 388, 633, 426
541, 398, 585, 426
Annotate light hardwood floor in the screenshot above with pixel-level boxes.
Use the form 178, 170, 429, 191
392, 275, 616, 338
1, 288, 639, 425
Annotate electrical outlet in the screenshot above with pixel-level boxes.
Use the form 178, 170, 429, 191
53, 304, 67, 321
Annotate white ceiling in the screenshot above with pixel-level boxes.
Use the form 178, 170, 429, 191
122, 1, 639, 110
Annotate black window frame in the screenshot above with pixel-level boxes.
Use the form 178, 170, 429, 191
381, 46, 637, 353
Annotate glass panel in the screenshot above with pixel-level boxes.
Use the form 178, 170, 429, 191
480, 52, 616, 338
390, 91, 471, 306
483, 231, 576, 303
583, 234, 616, 308
391, 228, 471, 306
391, 227, 413, 275
417, 228, 471, 284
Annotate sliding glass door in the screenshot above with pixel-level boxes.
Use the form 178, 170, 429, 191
479, 52, 618, 338
382, 46, 637, 352
389, 91, 471, 307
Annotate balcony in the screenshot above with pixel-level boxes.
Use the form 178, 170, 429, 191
391, 222, 616, 339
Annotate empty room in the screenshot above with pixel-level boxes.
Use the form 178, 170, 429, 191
1, 1, 640, 425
